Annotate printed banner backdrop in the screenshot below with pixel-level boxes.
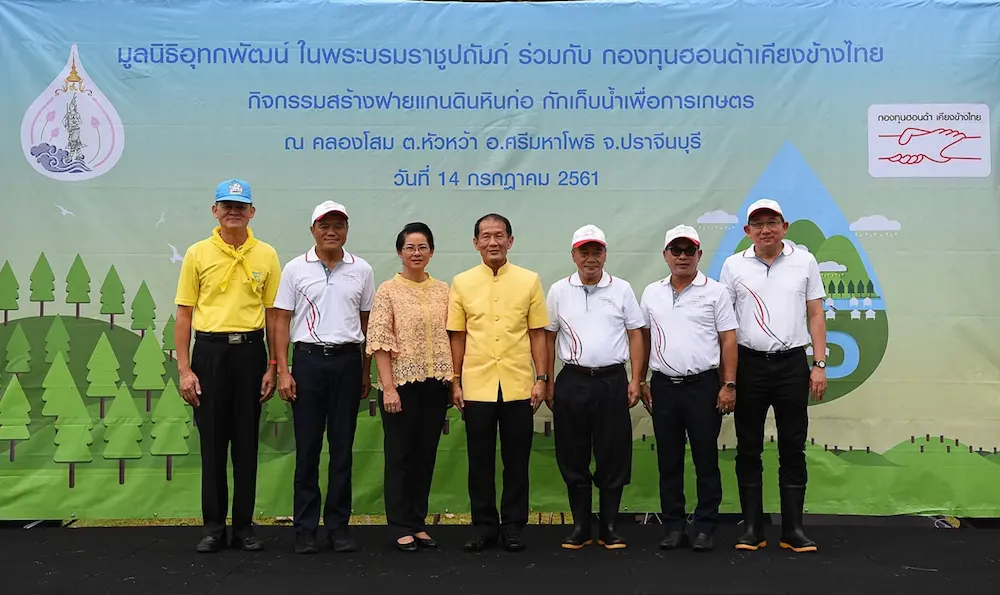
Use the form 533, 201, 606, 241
1, 0, 998, 521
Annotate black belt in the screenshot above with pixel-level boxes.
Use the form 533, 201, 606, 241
563, 363, 625, 378
653, 369, 716, 385
195, 330, 264, 344
294, 342, 360, 356
739, 345, 805, 361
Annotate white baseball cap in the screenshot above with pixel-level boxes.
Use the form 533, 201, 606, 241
663, 224, 700, 248
571, 224, 607, 248
747, 198, 783, 220
311, 200, 349, 224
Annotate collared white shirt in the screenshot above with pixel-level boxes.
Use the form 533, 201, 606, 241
640, 271, 738, 377
273, 247, 375, 345
718, 241, 825, 352
545, 271, 645, 368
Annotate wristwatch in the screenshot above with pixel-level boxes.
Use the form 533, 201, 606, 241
723, 381, 736, 390
535, 374, 550, 382
813, 360, 827, 369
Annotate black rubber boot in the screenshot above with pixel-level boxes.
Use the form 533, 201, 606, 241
779, 485, 818, 553
561, 487, 593, 549
734, 484, 767, 551
597, 488, 626, 550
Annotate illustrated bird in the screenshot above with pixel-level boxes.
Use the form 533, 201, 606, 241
155, 210, 166, 227
168, 244, 183, 263
55, 204, 75, 216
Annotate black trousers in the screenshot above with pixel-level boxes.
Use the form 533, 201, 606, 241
650, 369, 723, 533
290, 344, 362, 535
190, 330, 267, 540
379, 378, 449, 538
734, 346, 811, 488
553, 365, 631, 492
463, 386, 534, 537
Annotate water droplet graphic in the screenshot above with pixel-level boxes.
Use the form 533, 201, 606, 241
20, 44, 125, 182
706, 141, 889, 404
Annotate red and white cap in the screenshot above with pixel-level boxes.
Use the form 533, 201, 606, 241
663, 224, 700, 248
571, 224, 607, 248
747, 198, 783, 219
311, 200, 349, 223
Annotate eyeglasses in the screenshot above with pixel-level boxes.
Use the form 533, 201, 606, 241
667, 245, 698, 256
748, 220, 784, 229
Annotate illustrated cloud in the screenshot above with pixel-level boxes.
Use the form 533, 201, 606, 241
791, 241, 810, 252
696, 210, 738, 224
818, 260, 847, 273
850, 215, 900, 231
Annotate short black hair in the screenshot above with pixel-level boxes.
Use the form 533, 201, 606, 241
395, 222, 435, 252
474, 213, 512, 237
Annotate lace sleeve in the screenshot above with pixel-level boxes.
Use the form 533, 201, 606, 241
365, 283, 398, 355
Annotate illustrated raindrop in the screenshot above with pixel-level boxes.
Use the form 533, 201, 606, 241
20, 44, 125, 182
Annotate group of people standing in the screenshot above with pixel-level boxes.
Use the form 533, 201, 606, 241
174, 178, 829, 557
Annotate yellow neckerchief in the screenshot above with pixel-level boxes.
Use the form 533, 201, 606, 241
209, 226, 261, 292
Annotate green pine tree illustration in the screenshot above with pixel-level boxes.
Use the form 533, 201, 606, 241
86, 332, 121, 419
29, 253, 56, 316
65, 254, 91, 319
0, 261, 19, 325
100, 265, 126, 329
130, 281, 156, 336
133, 330, 166, 412
41, 354, 93, 488
0, 375, 31, 461
103, 383, 143, 484
4, 323, 31, 376
149, 379, 190, 480
44, 314, 71, 364
162, 315, 176, 361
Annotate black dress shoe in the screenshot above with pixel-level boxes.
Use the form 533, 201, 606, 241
396, 537, 418, 552
692, 532, 714, 552
463, 533, 497, 552
295, 532, 319, 555
328, 529, 357, 553
414, 535, 438, 549
196, 535, 223, 553
232, 535, 264, 552
659, 529, 688, 550
501, 532, 525, 552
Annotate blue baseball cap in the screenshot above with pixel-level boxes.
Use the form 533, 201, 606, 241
215, 179, 252, 203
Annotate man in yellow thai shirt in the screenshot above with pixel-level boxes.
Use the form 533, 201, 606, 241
448, 213, 549, 553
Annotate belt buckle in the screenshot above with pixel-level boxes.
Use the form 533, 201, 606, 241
227, 333, 244, 345
588, 367, 598, 377
322, 344, 336, 356
669, 376, 684, 385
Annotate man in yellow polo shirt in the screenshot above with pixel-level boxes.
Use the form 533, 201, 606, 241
448, 213, 549, 553
174, 178, 282, 554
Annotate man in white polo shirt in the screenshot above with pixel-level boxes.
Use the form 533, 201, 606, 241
719, 198, 827, 554
273, 200, 375, 555
638, 224, 738, 553
543, 224, 645, 550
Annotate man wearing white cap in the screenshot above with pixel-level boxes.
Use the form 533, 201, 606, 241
542, 224, 645, 550
719, 199, 827, 554
272, 200, 375, 555
638, 224, 738, 553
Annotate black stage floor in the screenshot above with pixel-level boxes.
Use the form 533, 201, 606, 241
3, 523, 997, 594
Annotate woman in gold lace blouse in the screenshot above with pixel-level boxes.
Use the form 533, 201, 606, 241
366, 222, 454, 552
